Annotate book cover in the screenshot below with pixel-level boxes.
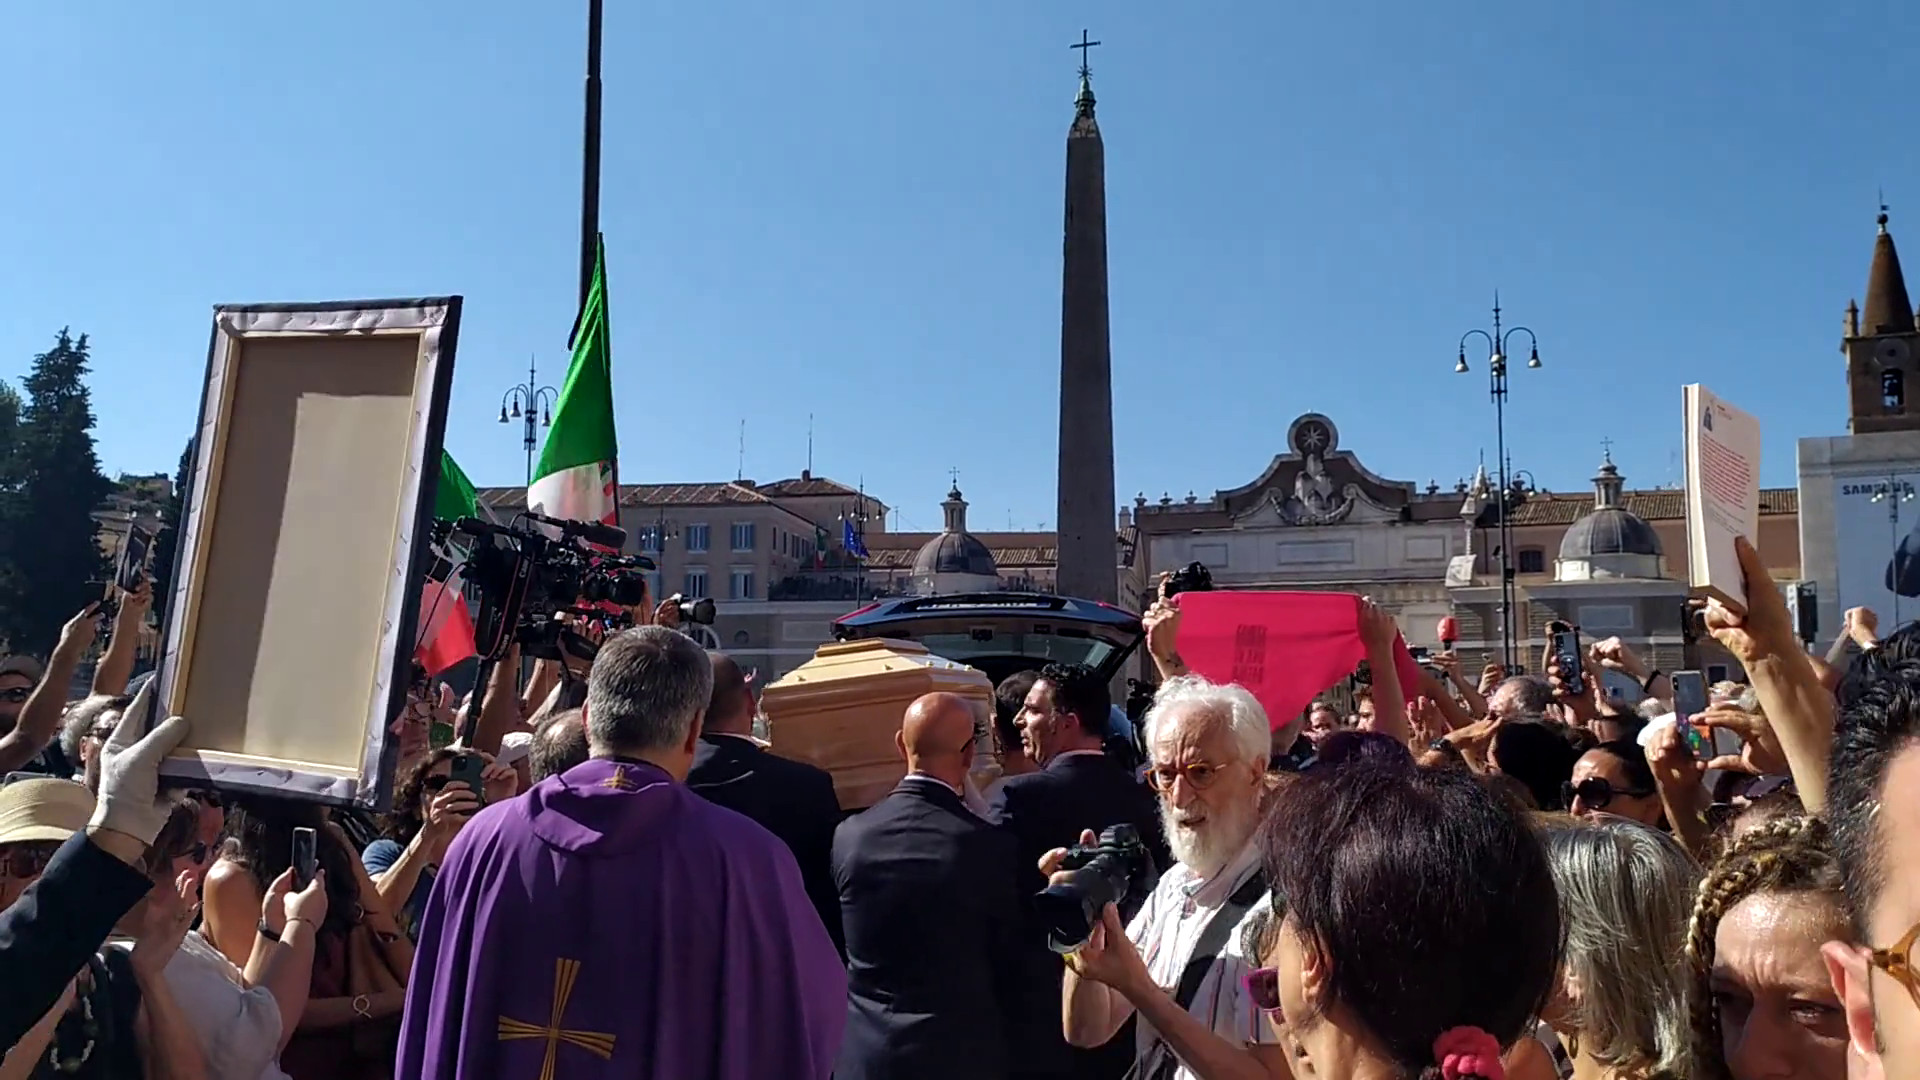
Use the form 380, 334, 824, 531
1683, 384, 1762, 610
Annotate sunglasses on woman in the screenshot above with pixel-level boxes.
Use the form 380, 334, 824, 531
1561, 776, 1653, 810
1, 842, 59, 880
1243, 967, 1283, 1017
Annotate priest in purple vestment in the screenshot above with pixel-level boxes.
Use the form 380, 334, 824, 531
397, 626, 848, 1079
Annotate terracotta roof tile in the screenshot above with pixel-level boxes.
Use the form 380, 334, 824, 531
1503, 487, 1797, 526
756, 476, 865, 498
476, 482, 774, 509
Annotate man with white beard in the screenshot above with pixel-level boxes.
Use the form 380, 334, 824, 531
1047, 675, 1293, 1080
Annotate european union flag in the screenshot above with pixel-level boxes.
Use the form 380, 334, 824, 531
843, 519, 869, 560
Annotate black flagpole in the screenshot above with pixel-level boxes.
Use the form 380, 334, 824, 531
579, 0, 604, 314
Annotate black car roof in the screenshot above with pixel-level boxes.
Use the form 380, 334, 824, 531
833, 591, 1141, 631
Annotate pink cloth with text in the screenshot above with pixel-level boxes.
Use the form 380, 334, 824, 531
1172, 591, 1422, 730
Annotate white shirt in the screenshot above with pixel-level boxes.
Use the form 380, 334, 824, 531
108, 930, 289, 1080
1124, 839, 1280, 1078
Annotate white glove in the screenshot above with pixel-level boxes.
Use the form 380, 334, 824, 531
89, 677, 191, 845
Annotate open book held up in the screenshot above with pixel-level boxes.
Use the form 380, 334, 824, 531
1683, 384, 1761, 611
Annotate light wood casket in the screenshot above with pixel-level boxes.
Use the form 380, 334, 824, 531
762, 638, 994, 810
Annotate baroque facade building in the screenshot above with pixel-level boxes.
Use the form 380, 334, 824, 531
1133, 413, 1802, 683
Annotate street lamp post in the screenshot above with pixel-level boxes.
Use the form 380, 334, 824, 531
498, 356, 559, 487
1871, 474, 1916, 625
1455, 295, 1542, 674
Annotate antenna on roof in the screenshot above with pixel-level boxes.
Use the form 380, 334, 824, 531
807, 413, 814, 475
737, 419, 746, 481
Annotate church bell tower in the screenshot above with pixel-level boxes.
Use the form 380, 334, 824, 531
1055, 30, 1118, 603
1844, 208, 1920, 434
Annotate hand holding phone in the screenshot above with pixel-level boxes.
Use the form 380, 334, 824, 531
291, 827, 317, 891
1673, 671, 1710, 759
1550, 627, 1586, 696
448, 752, 488, 808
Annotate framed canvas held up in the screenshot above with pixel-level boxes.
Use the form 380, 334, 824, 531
151, 299, 461, 808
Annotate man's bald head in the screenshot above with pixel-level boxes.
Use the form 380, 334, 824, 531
704, 652, 753, 736
896, 692, 979, 789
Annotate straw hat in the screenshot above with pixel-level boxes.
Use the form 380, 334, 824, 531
0, 777, 95, 845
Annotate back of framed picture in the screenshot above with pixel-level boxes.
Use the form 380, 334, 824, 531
154, 299, 460, 807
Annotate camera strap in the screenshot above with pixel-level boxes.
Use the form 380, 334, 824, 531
1125, 867, 1270, 1080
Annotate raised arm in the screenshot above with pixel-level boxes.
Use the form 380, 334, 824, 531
91, 583, 153, 696
0, 605, 100, 773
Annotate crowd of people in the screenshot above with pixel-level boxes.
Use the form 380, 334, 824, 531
0, 530, 1916, 1080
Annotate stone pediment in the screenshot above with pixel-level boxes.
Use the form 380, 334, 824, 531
1217, 414, 1417, 527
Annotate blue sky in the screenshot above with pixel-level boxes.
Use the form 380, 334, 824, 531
2, 2, 1915, 533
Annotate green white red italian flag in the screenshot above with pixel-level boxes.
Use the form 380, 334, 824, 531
528, 236, 619, 536
416, 450, 482, 675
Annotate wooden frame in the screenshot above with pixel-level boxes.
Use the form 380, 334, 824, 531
151, 299, 461, 807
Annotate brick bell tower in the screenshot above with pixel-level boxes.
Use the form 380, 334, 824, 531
1055, 31, 1118, 604
1844, 207, 1920, 434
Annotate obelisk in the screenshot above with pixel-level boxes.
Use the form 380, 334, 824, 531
1055, 31, 1118, 604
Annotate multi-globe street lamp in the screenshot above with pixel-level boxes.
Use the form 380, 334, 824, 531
1455, 296, 1541, 674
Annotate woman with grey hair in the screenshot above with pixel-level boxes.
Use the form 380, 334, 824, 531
1540, 814, 1701, 1080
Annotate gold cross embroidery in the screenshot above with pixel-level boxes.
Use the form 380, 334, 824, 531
600, 766, 635, 790
497, 957, 616, 1080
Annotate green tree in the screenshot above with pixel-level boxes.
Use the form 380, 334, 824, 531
146, 439, 194, 622
0, 330, 112, 656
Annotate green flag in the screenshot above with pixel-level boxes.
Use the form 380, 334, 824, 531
528, 235, 618, 529
434, 450, 480, 523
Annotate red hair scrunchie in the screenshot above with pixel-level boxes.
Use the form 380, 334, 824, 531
1431, 1026, 1504, 1080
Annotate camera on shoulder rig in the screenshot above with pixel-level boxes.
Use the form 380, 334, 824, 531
1035, 824, 1157, 953
435, 510, 654, 669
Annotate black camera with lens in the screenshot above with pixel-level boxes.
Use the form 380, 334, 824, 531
669, 593, 717, 626
1035, 824, 1157, 953
1162, 561, 1214, 599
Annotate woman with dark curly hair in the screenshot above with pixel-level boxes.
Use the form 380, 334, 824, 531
357, 749, 512, 943
1685, 814, 1849, 1080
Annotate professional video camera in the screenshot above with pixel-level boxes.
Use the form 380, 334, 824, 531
1034, 824, 1157, 952
437, 510, 653, 673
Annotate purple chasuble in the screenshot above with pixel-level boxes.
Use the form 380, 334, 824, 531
397, 757, 847, 1079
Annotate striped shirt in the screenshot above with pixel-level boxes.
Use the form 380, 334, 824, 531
1125, 839, 1280, 1078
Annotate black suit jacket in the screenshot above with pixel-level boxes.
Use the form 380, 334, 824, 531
833, 778, 1026, 1080
687, 732, 846, 955
989, 752, 1166, 1079
0, 832, 152, 1047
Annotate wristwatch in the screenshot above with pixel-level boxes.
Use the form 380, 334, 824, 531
257, 920, 281, 942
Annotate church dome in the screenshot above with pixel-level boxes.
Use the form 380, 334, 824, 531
909, 485, 1000, 594
1558, 507, 1663, 560
912, 531, 999, 578
1554, 453, 1663, 581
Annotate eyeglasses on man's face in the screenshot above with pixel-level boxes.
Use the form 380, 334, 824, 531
1870, 917, 1920, 1011
1146, 761, 1230, 793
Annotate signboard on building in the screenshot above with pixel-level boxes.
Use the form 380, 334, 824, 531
1830, 472, 1920, 627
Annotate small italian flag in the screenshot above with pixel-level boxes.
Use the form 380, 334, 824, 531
528, 235, 619, 539
416, 450, 482, 676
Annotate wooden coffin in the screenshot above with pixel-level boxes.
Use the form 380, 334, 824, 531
762, 638, 994, 810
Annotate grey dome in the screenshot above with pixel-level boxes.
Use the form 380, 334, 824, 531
912, 531, 999, 578
1559, 506, 1662, 560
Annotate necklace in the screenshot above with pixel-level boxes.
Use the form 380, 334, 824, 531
45, 982, 98, 1075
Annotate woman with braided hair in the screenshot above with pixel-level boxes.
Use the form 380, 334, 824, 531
1685, 813, 1849, 1080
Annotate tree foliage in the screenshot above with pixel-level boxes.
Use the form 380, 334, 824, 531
0, 330, 112, 656
147, 439, 194, 623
